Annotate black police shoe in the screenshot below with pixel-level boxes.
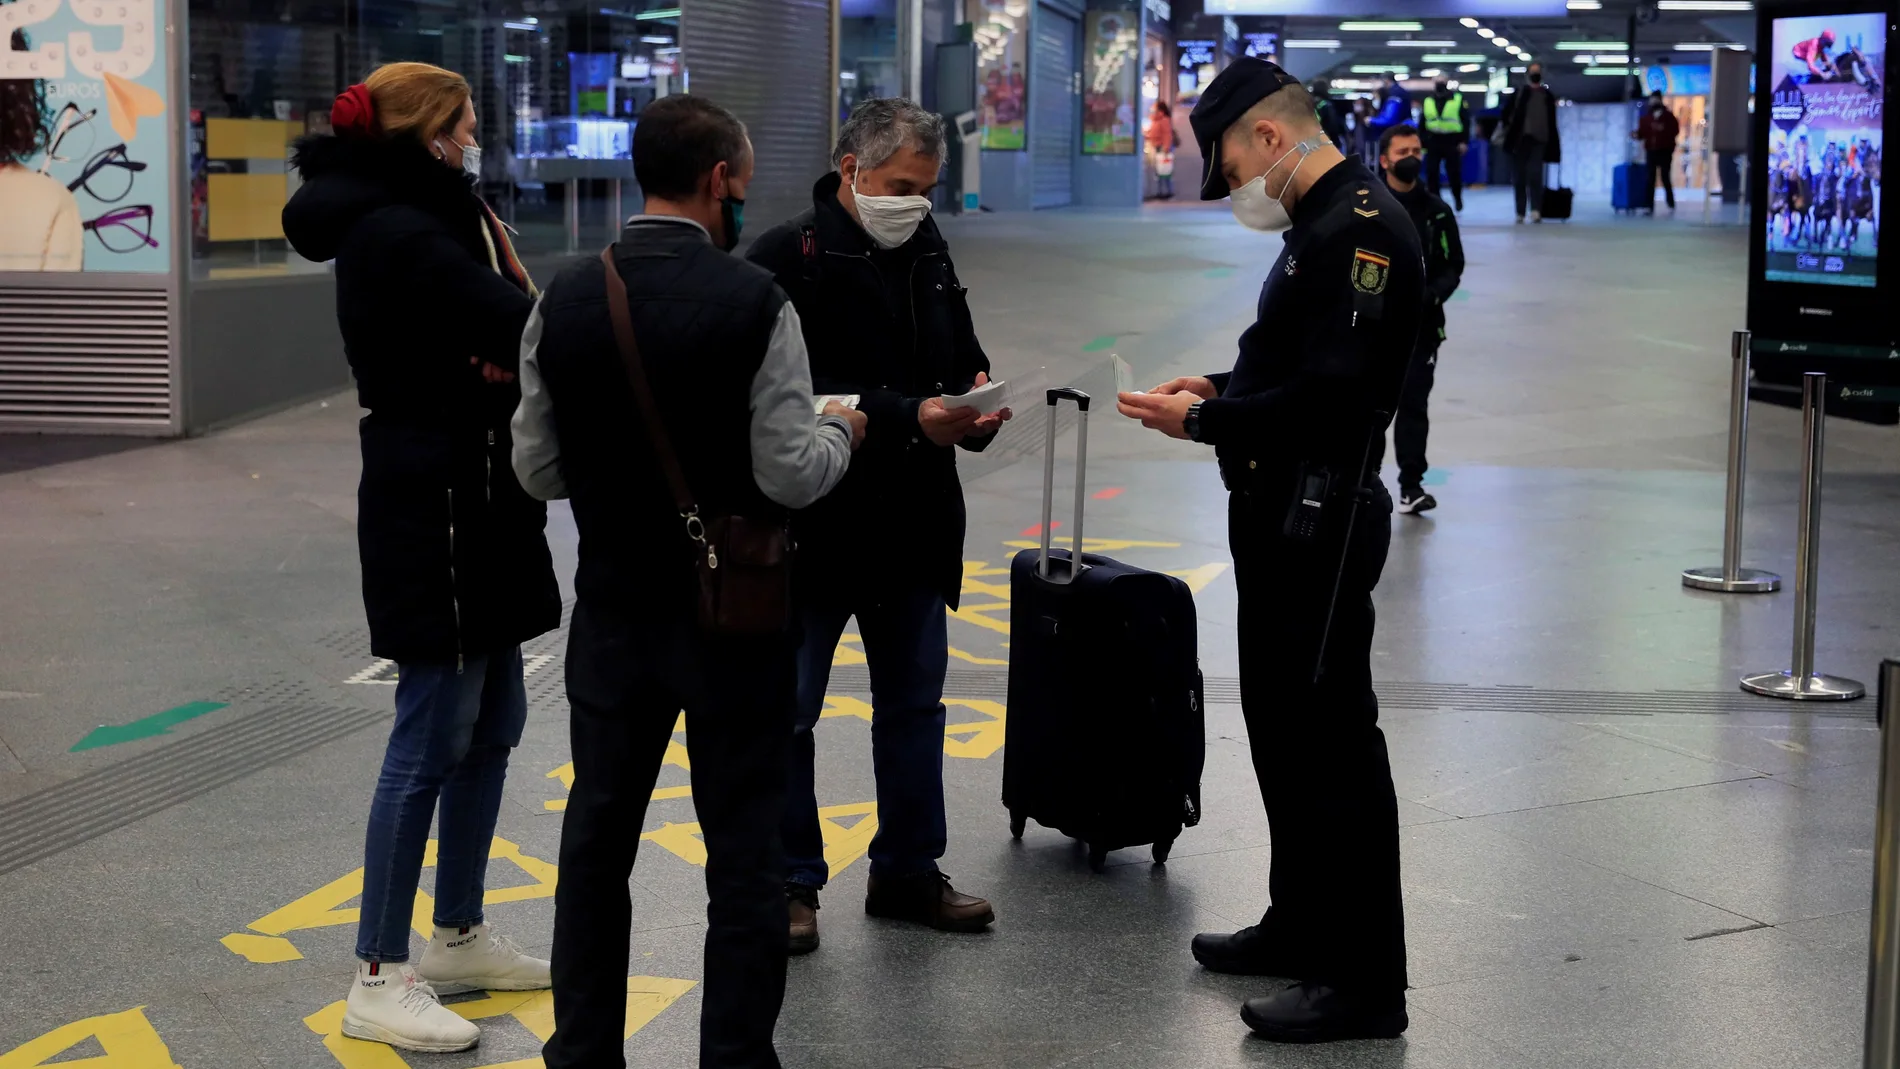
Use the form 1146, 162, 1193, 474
1190, 925, 1309, 977
1240, 982, 1409, 1044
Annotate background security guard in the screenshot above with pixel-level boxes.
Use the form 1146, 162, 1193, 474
1118, 58, 1422, 1044
1420, 78, 1468, 211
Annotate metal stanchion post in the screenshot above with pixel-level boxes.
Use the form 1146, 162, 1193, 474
610, 179, 623, 238
1684, 330, 1780, 592
1741, 372, 1864, 700
565, 179, 580, 255
1866, 660, 1900, 1069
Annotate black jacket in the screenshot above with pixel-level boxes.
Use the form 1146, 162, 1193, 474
1392, 182, 1465, 345
1501, 83, 1563, 163
747, 173, 993, 607
284, 134, 560, 665
1198, 159, 1425, 495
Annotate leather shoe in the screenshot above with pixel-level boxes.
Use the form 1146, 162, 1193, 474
1240, 982, 1408, 1044
787, 884, 819, 956
865, 871, 994, 933
1191, 925, 1308, 977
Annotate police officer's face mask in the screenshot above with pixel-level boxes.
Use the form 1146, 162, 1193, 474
1229, 134, 1324, 233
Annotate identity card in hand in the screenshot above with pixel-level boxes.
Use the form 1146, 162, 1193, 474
1111, 354, 1140, 395
939, 378, 1009, 415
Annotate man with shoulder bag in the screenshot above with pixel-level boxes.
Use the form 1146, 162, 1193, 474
510, 94, 864, 1069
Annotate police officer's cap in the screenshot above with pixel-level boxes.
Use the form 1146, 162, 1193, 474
1189, 57, 1303, 201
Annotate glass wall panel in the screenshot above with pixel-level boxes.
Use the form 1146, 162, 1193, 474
185, 0, 681, 275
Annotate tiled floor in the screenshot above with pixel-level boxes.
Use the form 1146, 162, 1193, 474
1, 186, 1895, 1068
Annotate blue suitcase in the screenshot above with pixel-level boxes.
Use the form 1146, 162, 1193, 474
1003, 388, 1205, 873
1613, 162, 1653, 212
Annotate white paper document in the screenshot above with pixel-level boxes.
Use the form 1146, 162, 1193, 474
813, 394, 861, 414
938, 379, 1010, 414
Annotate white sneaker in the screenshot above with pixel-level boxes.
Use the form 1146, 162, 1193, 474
342, 961, 480, 1053
418, 923, 551, 992
1531, 210, 1543, 223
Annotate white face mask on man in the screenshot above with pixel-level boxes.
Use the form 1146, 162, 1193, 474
850, 167, 933, 249
1228, 136, 1324, 233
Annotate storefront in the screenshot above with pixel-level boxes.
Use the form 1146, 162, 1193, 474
971, 0, 1157, 210
1, 0, 836, 435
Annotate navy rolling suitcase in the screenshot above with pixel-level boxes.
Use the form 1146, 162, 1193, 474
1612, 162, 1652, 213
1002, 388, 1205, 873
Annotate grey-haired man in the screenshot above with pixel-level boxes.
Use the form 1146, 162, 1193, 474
748, 98, 1008, 954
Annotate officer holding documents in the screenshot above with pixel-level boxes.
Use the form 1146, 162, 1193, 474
748, 98, 1009, 953
1116, 58, 1423, 1043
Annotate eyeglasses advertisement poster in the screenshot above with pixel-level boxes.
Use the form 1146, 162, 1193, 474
2, 0, 170, 272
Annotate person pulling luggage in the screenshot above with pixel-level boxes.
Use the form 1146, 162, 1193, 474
1376, 124, 1464, 515
748, 97, 1009, 955
1116, 57, 1422, 1044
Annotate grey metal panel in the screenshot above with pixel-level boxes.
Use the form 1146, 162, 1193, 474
182, 275, 352, 434
0, 287, 172, 430
683, 0, 835, 233
1031, 4, 1078, 209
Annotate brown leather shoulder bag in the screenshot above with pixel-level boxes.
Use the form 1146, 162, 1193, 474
597, 245, 792, 637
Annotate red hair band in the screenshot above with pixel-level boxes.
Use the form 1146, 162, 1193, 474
331, 83, 375, 136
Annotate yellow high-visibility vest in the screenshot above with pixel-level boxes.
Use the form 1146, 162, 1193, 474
1423, 95, 1463, 135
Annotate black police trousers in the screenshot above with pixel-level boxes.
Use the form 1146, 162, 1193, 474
543, 598, 793, 1069
1228, 482, 1407, 997
1424, 134, 1464, 207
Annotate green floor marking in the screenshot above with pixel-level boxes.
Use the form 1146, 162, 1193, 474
1203, 267, 1236, 278
71, 701, 229, 751
1081, 336, 1117, 352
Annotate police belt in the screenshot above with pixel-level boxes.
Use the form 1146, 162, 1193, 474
1218, 453, 1370, 500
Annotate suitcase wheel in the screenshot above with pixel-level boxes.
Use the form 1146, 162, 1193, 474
1088, 845, 1109, 874
1153, 838, 1174, 866
1009, 812, 1027, 840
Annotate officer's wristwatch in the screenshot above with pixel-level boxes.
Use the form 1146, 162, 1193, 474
1183, 401, 1205, 442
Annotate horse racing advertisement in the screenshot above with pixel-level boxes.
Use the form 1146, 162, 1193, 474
1764, 11, 1884, 288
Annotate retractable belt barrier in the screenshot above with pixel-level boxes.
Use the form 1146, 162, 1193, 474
1683, 329, 1781, 593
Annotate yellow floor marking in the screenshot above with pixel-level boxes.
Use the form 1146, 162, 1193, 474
1001, 537, 1180, 553
0, 1006, 182, 1069
302, 976, 694, 1069
544, 733, 691, 811
642, 803, 878, 874
821, 695, 873, 721
832, 634, 866, 666
1167, 562, 1231, 595
222, 838, 556, 964
943, 699, 1007, 760
948, 646, 1009, 666
951, 602, 1012, 635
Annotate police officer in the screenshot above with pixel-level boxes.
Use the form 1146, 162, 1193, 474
1117, 57, 1421, 1044
1420, 78, 1468, 211
1376, 123, 1465, 515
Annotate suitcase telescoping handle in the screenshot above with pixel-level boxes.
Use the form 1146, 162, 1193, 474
1038, 388, 1091, 583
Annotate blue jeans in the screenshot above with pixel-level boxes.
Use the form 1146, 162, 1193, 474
356, 648, 527, 963
784, 588, 948, 889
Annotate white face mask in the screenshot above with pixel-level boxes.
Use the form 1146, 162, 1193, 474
1229, 136, 1322, 233
851, 168, 933, 249
437, 138, 482, 180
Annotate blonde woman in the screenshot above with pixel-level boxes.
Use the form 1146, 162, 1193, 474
283, 62, 560, 1053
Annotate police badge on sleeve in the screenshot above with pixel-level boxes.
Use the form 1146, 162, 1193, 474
1351, 249, 1390, 295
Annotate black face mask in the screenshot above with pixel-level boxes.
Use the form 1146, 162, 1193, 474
718, 195, 745, 252
1528, 70, 1543, 84
1390, 156, 1423, 184
1435, 82, 1449, 94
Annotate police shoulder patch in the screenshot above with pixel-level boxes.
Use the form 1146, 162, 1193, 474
1351, 248, 1390, 294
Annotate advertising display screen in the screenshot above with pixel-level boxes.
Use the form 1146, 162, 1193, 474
1083, 9, 1139, 154
975, 0, 1028, 151
1762, 11, 1884, 289
1, 0, 172, 273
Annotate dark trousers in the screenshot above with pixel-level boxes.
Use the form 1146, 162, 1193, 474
1228, 485, 1406, 996
544, 599, 794, 1069
1424, 136, 1464, 208
1513, 138, 1548, 217
1646, 147, 1676, 209
1394, 344, 1437, 493
784, 586, 950, 889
